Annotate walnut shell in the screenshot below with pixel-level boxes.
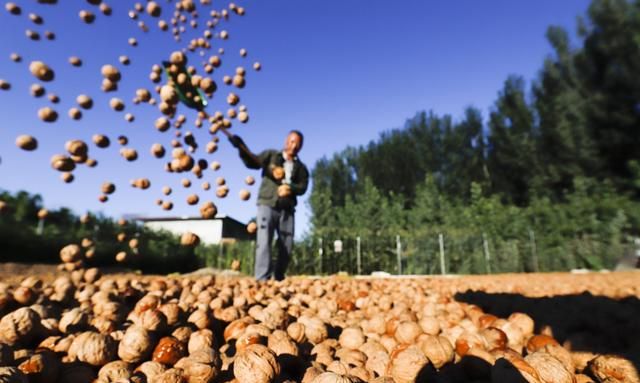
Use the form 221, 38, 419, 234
134, 361, 166, 381
587, 355, 639, 383
419, 335, 454, 370
526, 334, 560, 353
174, 350, 220, 383
310, 372, 362, 383
180, 232, 200, 247
67, 331, 117, 366
60, 244, 82, 263
149, 368, 185, 383
394, 321, 422, 345
152, 337, 186, 366
233, 344, 280, 383
118, 325, 154, 363
386, 345, 428, 383
188, 329, 216, 355
98, 360, 132, 382
267, 330, 298, 356
525, 351, 574, 383
29, 61, 54, 81
15, 135, 38, 151
299, 316, 328, 345
59, 308, 89, 333
0, 307, 42, 346
339, 327, 365, 350
286, 322, 306, 344
17, 350, 59, 383
199, 202, 217, 219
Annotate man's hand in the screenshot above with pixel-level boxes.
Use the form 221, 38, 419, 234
272, 166, 285, 181
277, 184, 291, 198
228, 135, 245, 149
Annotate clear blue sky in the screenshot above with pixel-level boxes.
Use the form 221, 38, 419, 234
0, 0, 590, 239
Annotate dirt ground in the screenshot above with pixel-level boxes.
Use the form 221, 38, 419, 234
1, 262, 638, 299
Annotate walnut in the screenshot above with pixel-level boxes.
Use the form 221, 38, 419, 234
159, 303, 183, 327
233, 344, 280, 383
338, 327, 365, 350
29, 61, 54, 81
188, 329, 216, 355
60, 244, 82, 263
38, 108, 58, 123
59, 308, 89, 333
15, 136, 37, 151
149, 368, 184, 383
525, 351, 574, 383
12, 287, 34, 306
199, 202, 217, 219
187, 309, 212, 329
480, 327, 508, 351
152, 337, 186, 366
0, 307, 42, 346
455, 331, 487, 357
134, 361, 166, 381
138, 309, 168, 332
172, 327, 193, 344
299, 316, 328, 345
394, 321, 422, 345
267, 330, 298, 356
180, 232, 200, 247
587, 355, 639, 383
286, 322, 306, 344
118, 325, 154, 363
67, 331, 117, 366
539, 344, 575, 374
508, 312, 535, 336
101, 65, 121, 82
309, 372, 362, 383
98, 361, 132, 382
174, 350, 220, 383
526, 334, 560, 353
16, 350, 59, 382
419, 335, 454, 370
57, 363, 96, 383
386, 345, 428, 383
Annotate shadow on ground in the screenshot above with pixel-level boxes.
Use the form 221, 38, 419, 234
455, 290, 640, 372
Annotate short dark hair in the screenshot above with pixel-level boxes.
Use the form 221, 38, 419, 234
289, 130, 304, 147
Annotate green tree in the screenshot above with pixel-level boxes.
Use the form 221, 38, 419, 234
487, 76, 538, 204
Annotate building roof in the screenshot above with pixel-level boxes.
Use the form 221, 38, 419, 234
135, 215, 247, 226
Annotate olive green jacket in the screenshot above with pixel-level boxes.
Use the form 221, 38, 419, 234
239, 149, 309, 210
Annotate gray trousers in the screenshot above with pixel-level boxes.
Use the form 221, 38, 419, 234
255, 204, 294, 281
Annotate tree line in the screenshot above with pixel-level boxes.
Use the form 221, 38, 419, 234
306, 0, 640, 274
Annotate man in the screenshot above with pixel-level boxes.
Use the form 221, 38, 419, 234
229, 131, 309, 281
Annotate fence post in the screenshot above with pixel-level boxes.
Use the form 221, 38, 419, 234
439, 233, 446, 275
482, 232, 492, 274
396, 235, 402, 275
318, 237, 323, 275
528, 229, 539, 272
356, 236, 361, 275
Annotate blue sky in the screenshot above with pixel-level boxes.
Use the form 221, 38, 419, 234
0, 0, 591, 239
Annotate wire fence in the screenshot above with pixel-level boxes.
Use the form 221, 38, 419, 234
204, 230, 634, 276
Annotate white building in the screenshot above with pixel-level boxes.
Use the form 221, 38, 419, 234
137, 215, 253, 245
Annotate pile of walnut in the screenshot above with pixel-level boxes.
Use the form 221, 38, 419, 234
0, 267, 638, 382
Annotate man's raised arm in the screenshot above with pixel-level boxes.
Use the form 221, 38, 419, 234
229, 135, 261, 169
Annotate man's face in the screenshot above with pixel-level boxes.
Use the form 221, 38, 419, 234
284, 132, 302, 158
